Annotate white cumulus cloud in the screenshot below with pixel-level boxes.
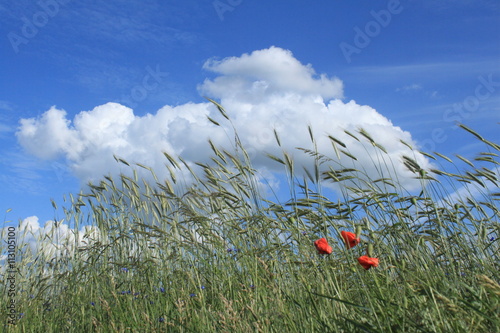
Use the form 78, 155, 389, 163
201, 46, 344, 101
16, 46, 432, 191
0, 216, 102, 274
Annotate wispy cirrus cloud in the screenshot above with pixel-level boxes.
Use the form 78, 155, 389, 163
1, 0, 209, 110
63, 1, 203, 46
0, 101, 17, 137
347, 60, 500, 83
396, 84, 422, 93
395, 84, 440, 99
0, 150, 52, 195
420, 0, 499, 12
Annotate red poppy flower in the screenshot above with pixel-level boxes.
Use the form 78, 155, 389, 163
358, 255, 379, 270
314, 238, 333, 255
341, 231, 360, 249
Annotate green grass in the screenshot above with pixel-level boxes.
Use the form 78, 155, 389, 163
1, 102, 499, 332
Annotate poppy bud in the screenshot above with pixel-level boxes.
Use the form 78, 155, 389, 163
355, 225, 362, 238
367, 243, 374, 257
479, 227, 486, 241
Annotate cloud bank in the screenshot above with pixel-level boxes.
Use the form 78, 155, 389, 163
16, 46, 431, 191
0, 216, 101, 275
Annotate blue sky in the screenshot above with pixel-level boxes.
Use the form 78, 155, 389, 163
0, 0, 499, 227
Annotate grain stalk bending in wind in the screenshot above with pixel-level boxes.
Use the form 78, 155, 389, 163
1, 102, 498, 332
